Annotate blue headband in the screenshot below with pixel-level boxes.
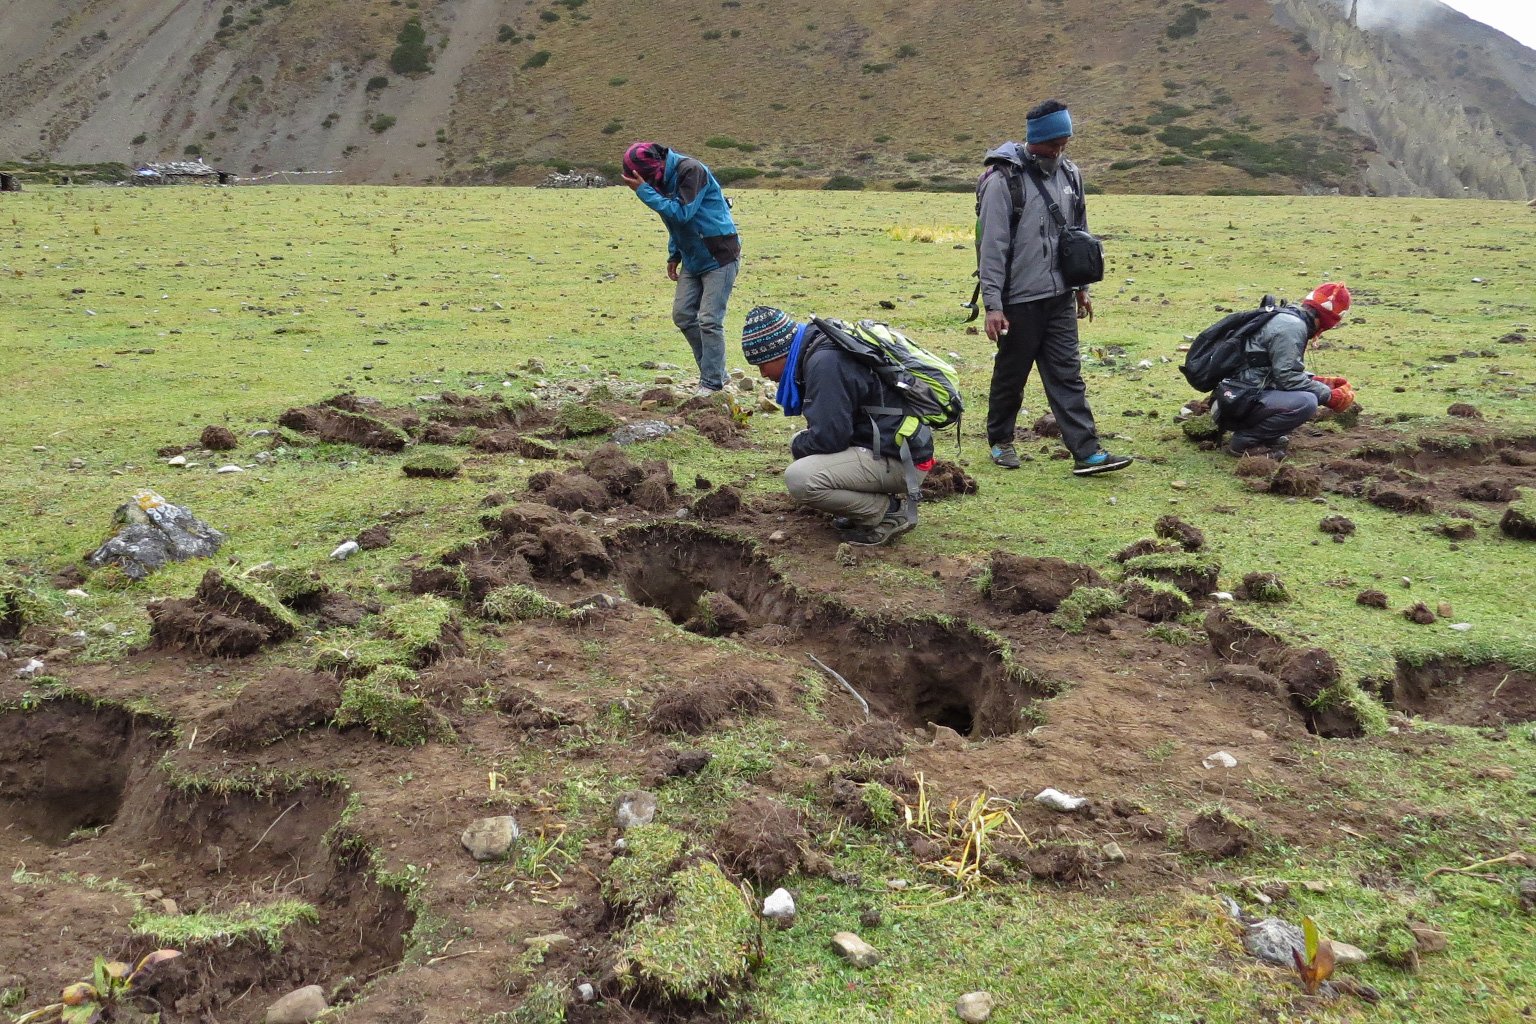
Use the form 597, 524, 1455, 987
1026, 108, 1073, 144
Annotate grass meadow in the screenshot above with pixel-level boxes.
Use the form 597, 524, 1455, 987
1, 186, 1534, 1022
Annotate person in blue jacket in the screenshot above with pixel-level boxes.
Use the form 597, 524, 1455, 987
622, 141, 742, 396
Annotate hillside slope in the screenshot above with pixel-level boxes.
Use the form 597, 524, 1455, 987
0, 0, 1532, 197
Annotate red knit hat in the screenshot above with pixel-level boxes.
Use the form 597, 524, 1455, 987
1303, 282, 1350, 333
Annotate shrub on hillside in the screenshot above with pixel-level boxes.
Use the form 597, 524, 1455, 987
389, 18, 431, 75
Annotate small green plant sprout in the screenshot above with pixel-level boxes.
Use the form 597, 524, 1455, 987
1291, 916, 1334, 995
16, 950, 180, 1024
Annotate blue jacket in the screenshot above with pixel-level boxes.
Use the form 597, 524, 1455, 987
634, 150, 741, 275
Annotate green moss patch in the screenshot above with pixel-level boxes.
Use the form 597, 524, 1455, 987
553, 402, 619, 437
481, 584, 569, 622
334, 665, 453, 745
402, 452, 462, 479
603, 823, 688, 912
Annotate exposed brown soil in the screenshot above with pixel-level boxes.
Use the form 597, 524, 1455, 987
277, 394, 410, 452
921, 460, 978, 500
715, 798, 813, 886
1403, 602, 1437, 625
1502, 505, 1536, 540
1387, 658, 1536, 726
984, 552, 1104, 614
1196, 413, 1536, 524
199, 425, 238, 451
1154, 515, 1205, 551
1356, 589, 1390, 609
357, 524, 392, 550
10, 403, 1532, 1023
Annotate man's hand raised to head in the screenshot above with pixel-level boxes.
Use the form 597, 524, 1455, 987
621, 169, 644, 191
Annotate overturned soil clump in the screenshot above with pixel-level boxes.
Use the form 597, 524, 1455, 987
984, 552, 1104, 614
1183, 810, 1254, 860
715, 797, 814, 885
278, 394, 409, 451
921, 460, 979, 500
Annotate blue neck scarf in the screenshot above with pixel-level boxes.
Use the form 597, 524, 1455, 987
774, 323, 810, 416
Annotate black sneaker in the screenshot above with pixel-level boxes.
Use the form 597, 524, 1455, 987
990, 443, 1021, 469
841, 514, 915, 547
1072, 450, 1134, 476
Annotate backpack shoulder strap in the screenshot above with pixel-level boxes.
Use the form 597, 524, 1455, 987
1024, 166, 1068, 228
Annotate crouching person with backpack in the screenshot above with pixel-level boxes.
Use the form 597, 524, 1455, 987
741, 306, 959, 547
1217, 282, 1355, 457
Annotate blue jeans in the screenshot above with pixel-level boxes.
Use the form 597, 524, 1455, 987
672, 260, 739, 391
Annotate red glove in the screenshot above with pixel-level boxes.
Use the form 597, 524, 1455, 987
1313, 375, 1348, 388
1326, 383, 1356, 412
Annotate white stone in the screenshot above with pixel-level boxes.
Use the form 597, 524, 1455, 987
768, 530, 787, 543
15, 658, 45, 678
166, 455, 187, 466
955, 991, 996, 1022
1448, 622, 1472, 631
1212, 591, 1234, 602
329, 540, 359, 560
762, 888, 796, 927
215, 464, 244, 474
1034, 788, 1087, 812
461, 815, 520, 861
575, 982, 596, 1003
65, 589, 88, 598
265, 985, 328, 1024
830, 931, 880, 968
1202, 751, 1238, 769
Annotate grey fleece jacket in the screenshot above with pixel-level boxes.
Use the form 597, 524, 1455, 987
976, 142, 1089, 311
1234, 307, 1333, 400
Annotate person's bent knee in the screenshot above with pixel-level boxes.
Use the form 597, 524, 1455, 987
783, 463, 818, 504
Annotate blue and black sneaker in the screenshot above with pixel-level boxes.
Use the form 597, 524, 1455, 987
1072, 450, 1134, 477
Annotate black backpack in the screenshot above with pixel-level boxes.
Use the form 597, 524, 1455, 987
1178, 297, 1292, 393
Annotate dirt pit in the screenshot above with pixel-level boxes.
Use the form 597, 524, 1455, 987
613, 523, 1048, 737
1387, 658, 1536, 726
0, 698, 412, 1024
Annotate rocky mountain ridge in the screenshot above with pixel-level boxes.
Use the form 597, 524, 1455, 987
1, 0, 1532, 197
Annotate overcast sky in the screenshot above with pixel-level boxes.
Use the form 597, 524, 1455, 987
1439, 0, 1536, 48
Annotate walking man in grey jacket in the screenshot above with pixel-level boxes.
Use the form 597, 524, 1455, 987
977, 100, 1131, 476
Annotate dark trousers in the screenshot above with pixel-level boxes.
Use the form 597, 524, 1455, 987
1229, 390, 1318, 450
986, 293, 1100, 459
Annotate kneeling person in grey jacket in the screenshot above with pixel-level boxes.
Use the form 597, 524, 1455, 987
741, 306, 935, 547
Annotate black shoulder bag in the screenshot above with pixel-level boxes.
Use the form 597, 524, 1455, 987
1026, 168, 1104, 289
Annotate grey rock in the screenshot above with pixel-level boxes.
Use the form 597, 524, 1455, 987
460, 815, 520, 861
1242, 917, 1305, 965
956, 991, 996, 1023
14, 658, 45, 678
1102, 841, 1127, 863
830, 931, 880, 968
1332, 941, 1368, 965
615, 790, 658, 830
86, 492, 225, 579
575, 982, 596, 1003
329, 540, 359, 560
930, 724, 967, 750
610, 420, 676, 446
265, 985, 327, 1024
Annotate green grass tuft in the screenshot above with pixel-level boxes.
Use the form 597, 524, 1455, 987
131, 899, 318, 950
616, 861, 757, 1002
335, 665, 453, 745
1051, 586, 1125, 633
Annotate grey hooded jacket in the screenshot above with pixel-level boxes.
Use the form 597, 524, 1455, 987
976, 142, 1089, 311
1233, 307, 1333, 400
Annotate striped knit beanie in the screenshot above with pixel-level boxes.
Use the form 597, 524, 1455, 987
741, 306, 800, 365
